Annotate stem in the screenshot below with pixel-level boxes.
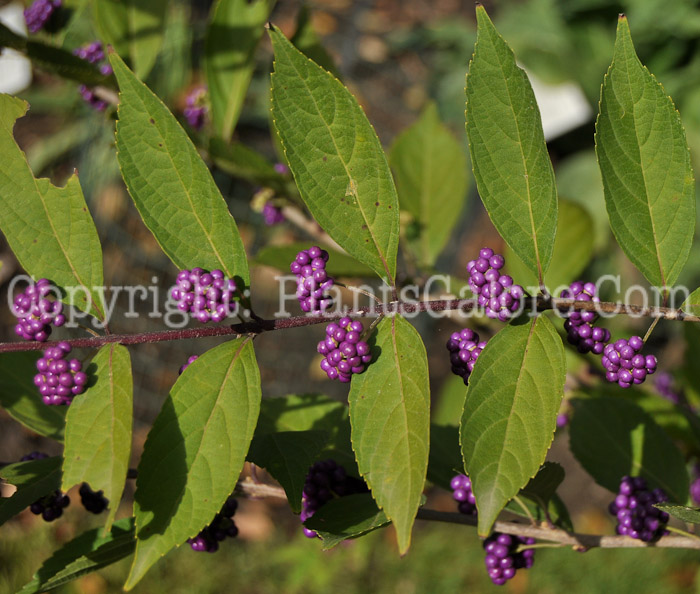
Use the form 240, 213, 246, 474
665, 525, 700, 541
2, 296, 699, 353
512, 495, 536, 526
643, 317, 661, 343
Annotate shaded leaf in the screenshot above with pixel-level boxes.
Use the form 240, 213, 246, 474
18, 518, 135, 594
465, 6, 557, 281
427, 424, 463, 491
93, 0, 168, 80
0, 94, 105, 319
682, 288, 700, 317
461, 315, 566, 536
520, 462, 565, 508
270, 26, 400, 283
205, 0, 274, 141
390, 102, 469, 267
432, 373, 467, 427
569, 396, 689, 503
291, 4, 340, 79
0, 352, 66, 441
62, 344, 133, 531
304, 492, 390, 550
110, 53, 249, 284
125, 339, 260, 589
0, 457, 62, 526
247, 430, 328, 513
349, 315, 430, 553
595, 16, 695, 288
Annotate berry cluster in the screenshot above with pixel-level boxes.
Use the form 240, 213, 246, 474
73, 41, 113, 111
446, 328, 487, 385
12, 278, 65, 341
34, 342, 87, 405
483, 532, 535, 586
20, 453, 71, 522
170, 268, 238, 323
450, 474, 477, 516
602, 336, 657, 388
290, 246, 334, 313
187, 496, 239, 553
184, 86, 208, 131
560, 281, 611, 354
262, 202, 285, 226
608, 476, 669, 542
301, 459, 369, 538
24, 0, 61, 33
179, 355, 199, 375
318, 317, 372, 383
79, 483, 108, 514
467, 248, 524, 321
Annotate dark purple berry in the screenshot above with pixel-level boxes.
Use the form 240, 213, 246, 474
187, 495, 239, 553
179, 355, 199, 375
79, 483, 108, 514
446, 328, 487, 385
559, 281, 610, 354
262, 202, 285, 225
483, 532, 535, 585
72, 42, 113, 110
301, 459, 369, 538
609, 475, 669, 542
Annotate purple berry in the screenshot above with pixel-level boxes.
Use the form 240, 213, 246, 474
187, 495, 239, 553
318, 318, 372, 382
24, 0, 61, 33
73, 42, 112, 110
79, 483, 108, 514
262, 201, 285, 225
482, 532, 535, 585
446, 328, 487, 385
450, 474, 477, 516
179, 355, 199, 375
290, 246, 334, 313
183, 86, 208, 131
11, 279, 64, 341
34, 343, 86, 405
467, 249, 523, 320
170, 268, 238, 323
609, 476, 668, 542
301, 459, 369, 538
601, 337, 657, 388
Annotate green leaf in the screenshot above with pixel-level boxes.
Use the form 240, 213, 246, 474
520, 462, 565, 508
207, 138, 287, 193
270, 26, 400, 283
654, 503, 700, 525
204, 0, 274, 141
0, 457, 62, 526
348, 315, 430, 553
595, 15, 695, 288
460, 315, 566, 536
427, 424, 463, 491
255, 243, 375, 278
110, 53, 249, 285
465, 6, 558, 282
94, 0, 168, 80
0, 95, 105, 319
682, 288, 700, 317
505, 492, 573, 531
17, 518, 135, 594
125, 338, 260, 589
247, 430, 328, 513
506, 199, 594, 293
304, 493, 390, 550
389, 102, 469, 268
0, 352, 66, 441
0, 23, 112, 88
569, 396, 689, 503
290, 4, 340, 79
432, 373, 468, 428
256, 393, 356, 472
62, 344, 133, 531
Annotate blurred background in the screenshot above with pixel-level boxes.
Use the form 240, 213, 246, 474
2, 0, 700, 592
